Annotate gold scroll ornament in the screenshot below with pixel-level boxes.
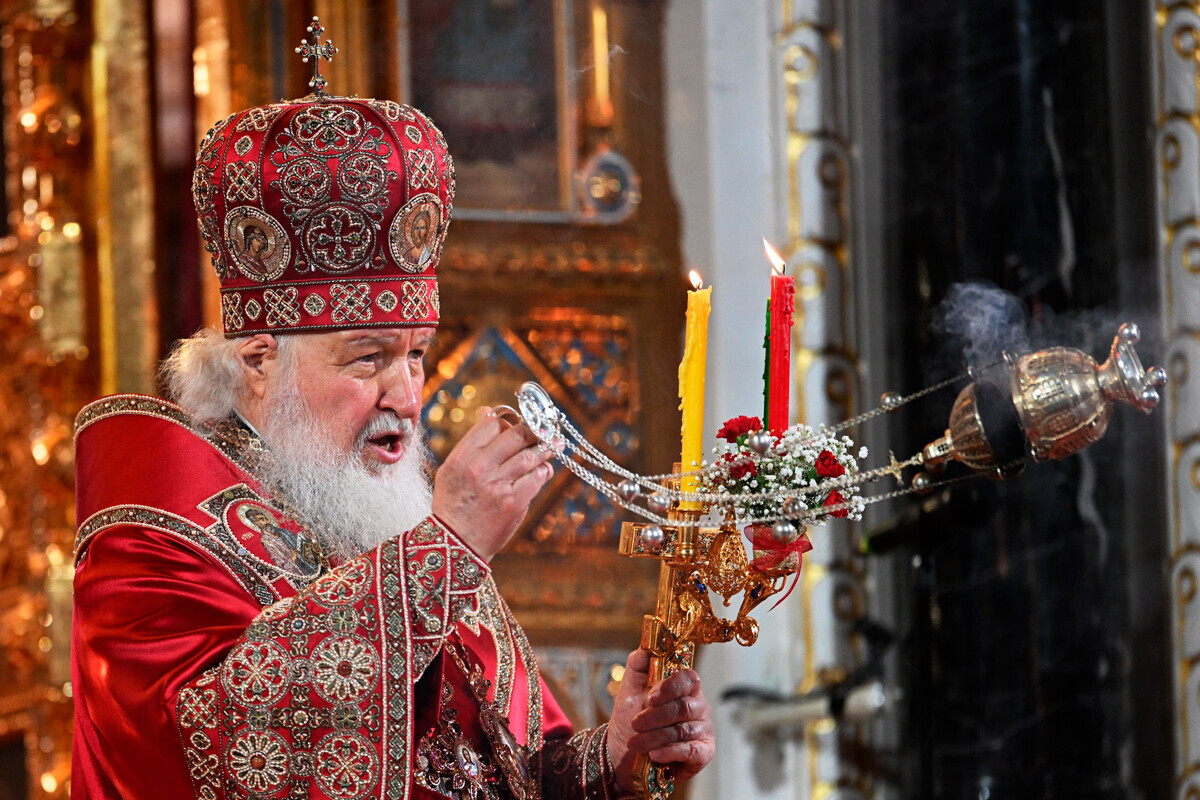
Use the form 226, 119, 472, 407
618, 483, 801, 799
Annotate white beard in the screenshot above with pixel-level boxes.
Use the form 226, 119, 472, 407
254, 383, 434, 563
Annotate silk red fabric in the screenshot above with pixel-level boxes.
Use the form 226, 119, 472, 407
70, 397, 573, 799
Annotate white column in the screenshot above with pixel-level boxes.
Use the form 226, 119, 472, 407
666, 0, 893, 798
666, 1, 799, 799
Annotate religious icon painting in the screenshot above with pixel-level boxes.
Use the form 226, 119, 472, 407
232, 501, 321, 579
223, 206, 291, 281
388, 193, 446, 273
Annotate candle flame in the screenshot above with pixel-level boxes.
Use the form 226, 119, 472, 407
763, 238, 786, 276
689, 270, 704, 290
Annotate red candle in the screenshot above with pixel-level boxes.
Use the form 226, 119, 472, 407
764, 240, 795, 433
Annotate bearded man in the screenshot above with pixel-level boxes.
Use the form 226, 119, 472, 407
70, 80, 713, 799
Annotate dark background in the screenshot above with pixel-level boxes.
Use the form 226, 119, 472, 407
879, 1, 1171, 798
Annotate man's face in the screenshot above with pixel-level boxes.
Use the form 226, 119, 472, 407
269, 326, 434, 470
413, 214, 429, 246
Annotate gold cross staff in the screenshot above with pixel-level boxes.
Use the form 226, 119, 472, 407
619, 477, 797, 799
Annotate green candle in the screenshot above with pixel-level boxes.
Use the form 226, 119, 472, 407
763, 299, 771, 422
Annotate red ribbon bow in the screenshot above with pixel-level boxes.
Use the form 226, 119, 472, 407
747, 525, 813, 609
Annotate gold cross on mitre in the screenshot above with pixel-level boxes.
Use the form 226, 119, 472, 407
295, 16, 338, 97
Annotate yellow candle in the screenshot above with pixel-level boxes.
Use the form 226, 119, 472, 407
678, 272, 711, 510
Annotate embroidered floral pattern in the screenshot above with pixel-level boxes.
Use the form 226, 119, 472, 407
311, 635, 378, 704
223, 641, 291, 705
176, 518, 491, 800
311, 557, 372, 605
228, 730, 291, 793
314, 731, 379, 799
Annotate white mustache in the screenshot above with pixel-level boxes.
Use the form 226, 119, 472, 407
355, 413, 414, 448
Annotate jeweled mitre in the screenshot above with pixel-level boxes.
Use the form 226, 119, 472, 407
192, 95, 455, 335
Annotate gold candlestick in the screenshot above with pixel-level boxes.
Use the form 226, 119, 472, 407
618, 470, 799, 799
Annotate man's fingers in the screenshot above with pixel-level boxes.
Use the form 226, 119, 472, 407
509, 458, 554, 507
628, 721, 696, 751
629, 718, 714, 757
457, 407, 538, 451
631, 695, 708, 733
648, 738, 714, 768
622, 649, 652, 690
647, 668, 702, 705
496, 439, 556, 483
482, 421, 542, 467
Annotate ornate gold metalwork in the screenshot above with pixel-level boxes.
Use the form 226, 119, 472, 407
294, 16, 337, 97
618, 499, 798, 798
92, 0, 157, 394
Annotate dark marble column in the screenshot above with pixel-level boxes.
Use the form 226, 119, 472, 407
877, 1, 1171, 798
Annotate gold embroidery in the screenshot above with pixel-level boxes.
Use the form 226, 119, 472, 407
542, 724, 617, 800
75, 504, 282, 606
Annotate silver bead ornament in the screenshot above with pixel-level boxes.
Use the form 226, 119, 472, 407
1147, 365, 1168, 389
646, 492, 671, 514
747, 430, 773, 455
912, 471, 934, 493
1141, 387, 1160, 408
640, 524, 666, 551
616, 479, 641, 502
782, 497, 804, 517
771, 520, 798, 543
881, 391, 903, 412
1119, 322, 1140, 344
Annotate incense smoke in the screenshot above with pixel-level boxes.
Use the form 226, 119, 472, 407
929, 282, 1031, 377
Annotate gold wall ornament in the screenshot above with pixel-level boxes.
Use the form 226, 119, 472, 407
776, 2, 868, 795
1155, 1, 1200, 789
92, 0, 157, 394
0, 7, 99, 798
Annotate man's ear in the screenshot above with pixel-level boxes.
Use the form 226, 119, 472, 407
235, 334, 278, 401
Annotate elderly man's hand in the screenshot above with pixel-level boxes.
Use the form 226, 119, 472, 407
606, 649, 715, 793
431, 407, 555, 560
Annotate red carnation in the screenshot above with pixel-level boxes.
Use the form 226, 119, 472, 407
815, 450, 846, 478
823, 490, 849, 518
717, 415, 763, 443
729, 459, 757, 480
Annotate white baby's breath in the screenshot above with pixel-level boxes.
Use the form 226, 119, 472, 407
701, 418, 865, 525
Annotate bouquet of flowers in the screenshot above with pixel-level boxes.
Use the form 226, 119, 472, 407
698, 415, 866, 585
701, 415, 867, 525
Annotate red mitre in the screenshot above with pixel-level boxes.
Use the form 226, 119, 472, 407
191, 95, 455, 335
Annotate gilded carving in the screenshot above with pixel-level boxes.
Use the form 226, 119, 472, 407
1157, 1, 1200, 789
777, 0, 868, 797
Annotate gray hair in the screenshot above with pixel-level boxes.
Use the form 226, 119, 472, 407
159, 327, 296, 428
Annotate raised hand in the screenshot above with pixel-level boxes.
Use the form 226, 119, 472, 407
431, 407, 556, 560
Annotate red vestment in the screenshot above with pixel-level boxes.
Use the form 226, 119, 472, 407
71, 396, 617, 800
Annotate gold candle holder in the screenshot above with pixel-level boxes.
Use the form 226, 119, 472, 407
618, 469, 799, 799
